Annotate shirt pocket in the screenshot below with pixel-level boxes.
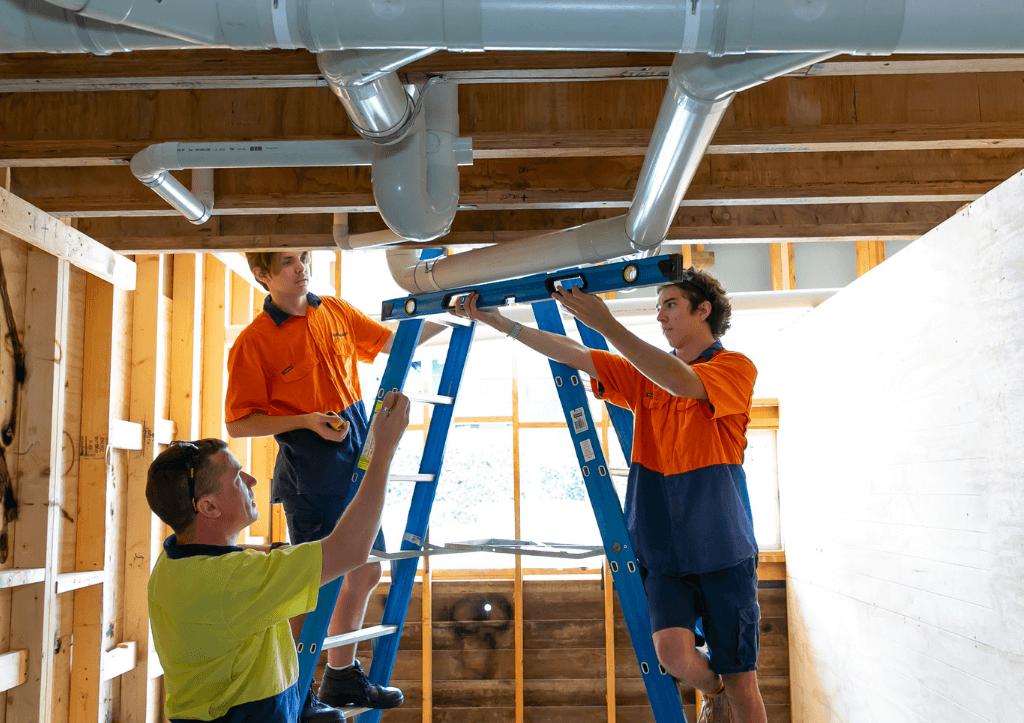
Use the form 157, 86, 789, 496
273, 356, 317, 390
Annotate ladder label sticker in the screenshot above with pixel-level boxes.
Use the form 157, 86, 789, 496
580, 438, 596, 462
570, 407, 589, 434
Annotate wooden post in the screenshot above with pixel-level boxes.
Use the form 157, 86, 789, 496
201, 257, 228, 440
511, 353, 524, 723
69, 277, 116, 723
5, 250, 71, 723
770, 242, 796, 290
855, 240, 886, 276
120, 255, 166, 723
169, 254, 205, 442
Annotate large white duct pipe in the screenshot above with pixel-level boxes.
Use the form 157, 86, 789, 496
386, 216, 637, 293
372, 81, 462, 242
0, 0, 199, 53
386, 51, 831, 293
14, 0, 1024, 55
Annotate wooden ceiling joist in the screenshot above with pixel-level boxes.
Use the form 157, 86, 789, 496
3, 50, 1024, 92
74, 202, 958, 253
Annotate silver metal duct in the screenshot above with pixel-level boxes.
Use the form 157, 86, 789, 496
387, 52, 832, 294
14, 0, 1024, 55
318, 49, 438, 146
625, 51, 836, 250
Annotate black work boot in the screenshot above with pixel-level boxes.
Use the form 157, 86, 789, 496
300, 683, 345, 722
318, 660, 404, 710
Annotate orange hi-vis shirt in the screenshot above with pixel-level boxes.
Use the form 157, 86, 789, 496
225, 293, 390, 499
590, 342, 758, 575
226, 294, 390, 422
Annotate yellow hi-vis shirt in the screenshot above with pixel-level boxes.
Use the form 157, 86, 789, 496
148, 536, 321, 720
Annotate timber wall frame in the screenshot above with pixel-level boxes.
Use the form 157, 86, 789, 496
0, 184, 274, 723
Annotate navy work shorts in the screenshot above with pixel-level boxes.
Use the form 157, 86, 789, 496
280, 492, 385, 552
642, 556, 761, 675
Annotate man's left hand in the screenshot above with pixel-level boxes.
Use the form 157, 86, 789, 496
552, 286, 616, 333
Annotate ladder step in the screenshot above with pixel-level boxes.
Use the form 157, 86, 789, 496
339, 706, 371, 719
321, 625, 398, 651
405, 391, 455, 406
389, 473, 436, 483
430, 315, 472, 328
609, 468, 630, 477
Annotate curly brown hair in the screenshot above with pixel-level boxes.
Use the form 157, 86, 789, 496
658, 266, 732, 339
146, 439, 229, 534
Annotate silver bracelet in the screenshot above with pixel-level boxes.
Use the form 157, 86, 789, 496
508, 322, 523, 340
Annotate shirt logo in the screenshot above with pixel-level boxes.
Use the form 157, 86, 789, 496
282, 366, 294, 375
333, 332, 348, 338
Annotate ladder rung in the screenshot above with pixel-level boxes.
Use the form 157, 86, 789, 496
389, 473, 436, 483
339, 706, 371, 719
430, 315, 472, 327
609, 468, 630, 477
405, 391, 455, 405
321, 624, 398, 651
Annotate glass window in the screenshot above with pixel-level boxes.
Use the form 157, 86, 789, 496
519, 426, 603, 570
744, 429, 781, 550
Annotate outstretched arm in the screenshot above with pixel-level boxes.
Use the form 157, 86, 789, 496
319, 391, 410, 585
551, 287, 708, 400
448, 292, 598, 378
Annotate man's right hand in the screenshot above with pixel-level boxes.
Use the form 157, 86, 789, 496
372, 391, 410, 456
305, 412, 350, 442
447, 291, 510, 332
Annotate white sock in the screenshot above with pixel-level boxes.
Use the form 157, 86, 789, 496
327, 663, 353, 673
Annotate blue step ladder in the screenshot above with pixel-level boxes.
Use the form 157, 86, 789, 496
297, 254, 694, 722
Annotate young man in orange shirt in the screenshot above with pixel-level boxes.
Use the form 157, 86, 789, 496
450, 267, 763, 723
225, 251, 443, 717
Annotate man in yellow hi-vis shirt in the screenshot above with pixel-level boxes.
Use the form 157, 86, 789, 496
146, 392, 409, 723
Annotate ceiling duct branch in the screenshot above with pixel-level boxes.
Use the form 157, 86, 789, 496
625, 51, 838, 250
385, 52, 834, 293
318, 49, 439, 145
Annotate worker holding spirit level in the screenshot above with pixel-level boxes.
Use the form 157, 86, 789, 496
225, 250, 444, 720
450, 266, 764, 723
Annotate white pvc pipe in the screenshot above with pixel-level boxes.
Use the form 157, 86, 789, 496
20, 0, 1024, 55
130, 140, 376, 225
372, 81, 462, 242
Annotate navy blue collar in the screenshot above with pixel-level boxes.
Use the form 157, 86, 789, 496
263, 292, 322, 328
672, 340, 724, 364
695, 340, 724, 363
163, 534, 243, 560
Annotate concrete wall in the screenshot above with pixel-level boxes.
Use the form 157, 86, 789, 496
774, 171, 1024, 722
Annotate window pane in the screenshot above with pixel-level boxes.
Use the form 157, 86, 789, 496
744, 429, 781, 550
428, 423, 515, 569
520, 426, 605, 570
452, 339, 513, 418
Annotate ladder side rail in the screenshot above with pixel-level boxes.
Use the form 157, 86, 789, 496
295, 319, 426, 695
573, 318, 635, 462
362, 323, 476, 723
532, 301, 687, 723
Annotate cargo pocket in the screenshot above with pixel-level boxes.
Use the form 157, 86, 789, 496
736, 603, 761, 667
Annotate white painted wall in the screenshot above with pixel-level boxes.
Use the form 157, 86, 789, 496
771, 170, 1024, 722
